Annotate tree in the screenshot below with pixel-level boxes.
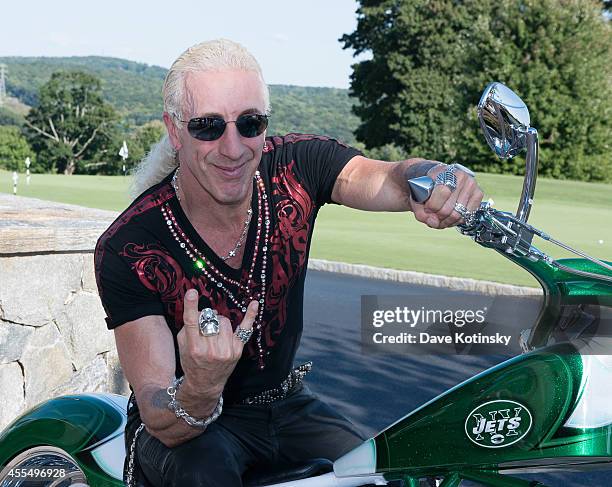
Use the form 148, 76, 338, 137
24, 71, 118, 175
0, 126, 35, 172
128, 120, 166, 167
341, 0, 612, 182
83, 120, 166, 175
0, 107, 25, 127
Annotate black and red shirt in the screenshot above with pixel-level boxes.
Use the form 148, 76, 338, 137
94, 134, 361, 405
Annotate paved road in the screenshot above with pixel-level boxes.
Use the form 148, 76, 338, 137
296, 270, 611, 487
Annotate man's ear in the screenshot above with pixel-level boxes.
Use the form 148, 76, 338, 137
163, 112, 182, 151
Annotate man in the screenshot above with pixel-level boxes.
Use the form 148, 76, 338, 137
95, 39, 483, 487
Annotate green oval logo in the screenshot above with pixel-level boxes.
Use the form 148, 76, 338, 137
465, 400, 532, 449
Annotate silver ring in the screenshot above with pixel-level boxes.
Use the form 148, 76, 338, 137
235, 326, 253, 344
454, 203, 477, 225
199, 308, 220, 336
448, 163, 475, 177
454, 203, 470, 219
435, 170, 457, 192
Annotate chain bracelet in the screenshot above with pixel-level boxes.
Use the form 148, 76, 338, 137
167, 376, 223, 429
124, 378, 222, 486
125, 422, 145, 487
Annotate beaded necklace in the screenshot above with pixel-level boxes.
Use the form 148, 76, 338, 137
162, 169, 271, 369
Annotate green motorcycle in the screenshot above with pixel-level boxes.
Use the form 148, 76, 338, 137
0, 83, 610, 487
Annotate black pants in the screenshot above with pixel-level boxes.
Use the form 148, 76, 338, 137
136, 384, 367, 487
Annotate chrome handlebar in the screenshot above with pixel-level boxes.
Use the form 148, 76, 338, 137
407, 177, 612, 284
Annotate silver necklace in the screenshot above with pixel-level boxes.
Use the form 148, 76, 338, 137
172, 167, 253, 261
222, 207, 252, 261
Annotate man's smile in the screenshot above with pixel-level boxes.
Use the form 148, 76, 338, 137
212, 160, 248, 178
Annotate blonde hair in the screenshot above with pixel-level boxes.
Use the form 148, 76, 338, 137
130, 39, 270, 199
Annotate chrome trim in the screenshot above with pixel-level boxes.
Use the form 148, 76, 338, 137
499, 456, 612, 474
517, 127, 538, 223
551, 261, 612, 283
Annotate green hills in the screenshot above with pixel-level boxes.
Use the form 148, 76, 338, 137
0, 56, 359, 144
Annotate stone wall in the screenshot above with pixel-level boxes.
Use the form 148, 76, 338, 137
0, 194, 127, 429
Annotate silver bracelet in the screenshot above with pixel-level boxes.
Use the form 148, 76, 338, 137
166, 376, 223, 429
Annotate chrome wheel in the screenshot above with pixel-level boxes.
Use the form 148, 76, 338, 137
0, 446, 88, 486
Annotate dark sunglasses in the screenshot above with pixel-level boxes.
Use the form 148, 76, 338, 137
178, 113, 269, 141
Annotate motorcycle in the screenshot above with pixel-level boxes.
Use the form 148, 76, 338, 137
0, 82, 610, 487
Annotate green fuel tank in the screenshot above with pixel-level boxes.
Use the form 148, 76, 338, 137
334, 343, 612, 483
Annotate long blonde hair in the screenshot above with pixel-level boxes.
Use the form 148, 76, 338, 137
130, 39, 270, 199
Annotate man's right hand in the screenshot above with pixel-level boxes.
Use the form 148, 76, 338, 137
177, 288, 259, 397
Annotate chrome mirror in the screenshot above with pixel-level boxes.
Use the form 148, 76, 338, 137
478, 82, 539, 224
478, 82, 531, 159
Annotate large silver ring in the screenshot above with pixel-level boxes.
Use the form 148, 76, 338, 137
435, 170, 457, 192
235, 326, 253, 344
199, 308, 220, 336
449, 163, 475, 177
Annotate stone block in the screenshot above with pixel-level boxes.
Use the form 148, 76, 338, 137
51, 355, 108, 396
0, 362, 25, 430
56, 292, 114, 370
21, 323, 73, 408
0, 322, 34, 364
0, 255, 82, 326
81, 253, 98, 293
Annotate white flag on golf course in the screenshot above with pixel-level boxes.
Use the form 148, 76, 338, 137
119, 141, 129, 160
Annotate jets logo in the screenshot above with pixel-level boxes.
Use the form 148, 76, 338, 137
465, 400, 532, 448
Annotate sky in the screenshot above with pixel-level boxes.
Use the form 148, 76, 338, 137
0, 0, 365, 88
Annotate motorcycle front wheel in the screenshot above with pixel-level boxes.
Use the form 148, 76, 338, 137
0, 446, 88, 487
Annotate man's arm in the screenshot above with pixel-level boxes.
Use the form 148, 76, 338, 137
114, 315, 221, 448
330, 156, 432, 212
331, 155, 484, 229
114, 291, 258, 449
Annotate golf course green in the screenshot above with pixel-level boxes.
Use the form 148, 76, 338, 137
2, 170, 609, 286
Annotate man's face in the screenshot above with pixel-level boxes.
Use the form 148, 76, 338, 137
169, 69, 267, 206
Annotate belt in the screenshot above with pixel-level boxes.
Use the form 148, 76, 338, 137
240, 361, 312, 405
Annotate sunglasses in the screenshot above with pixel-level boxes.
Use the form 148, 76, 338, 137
177, 113, 269, 141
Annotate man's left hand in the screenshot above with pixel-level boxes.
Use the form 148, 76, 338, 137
411, 163, 484, 229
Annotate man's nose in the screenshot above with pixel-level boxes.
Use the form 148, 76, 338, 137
217, 122, 245, 160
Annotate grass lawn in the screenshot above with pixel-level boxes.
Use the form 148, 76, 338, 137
0, 171, 132, 211
1, 170, 610, 287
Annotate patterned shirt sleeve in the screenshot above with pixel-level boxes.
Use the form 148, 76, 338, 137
94, 239, 165, 330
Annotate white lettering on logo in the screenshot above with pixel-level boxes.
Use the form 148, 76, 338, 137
465, 400, 532, 449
